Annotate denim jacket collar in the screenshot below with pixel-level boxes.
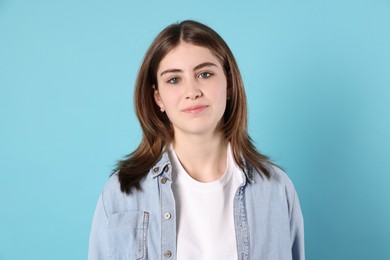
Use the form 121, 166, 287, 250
149, 150, 255, 184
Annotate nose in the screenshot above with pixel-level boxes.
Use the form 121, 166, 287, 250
185, 80, 202, 100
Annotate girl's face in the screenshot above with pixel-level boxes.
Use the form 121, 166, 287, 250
154, 42, 227, 139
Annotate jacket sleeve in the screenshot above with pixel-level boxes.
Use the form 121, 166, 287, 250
88, 193, 111, 260
290, 189, 305, 260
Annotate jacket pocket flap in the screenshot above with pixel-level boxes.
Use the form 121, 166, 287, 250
108, 211, 147, 229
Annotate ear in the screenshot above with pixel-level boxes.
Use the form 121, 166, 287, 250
153, 86, 163, 108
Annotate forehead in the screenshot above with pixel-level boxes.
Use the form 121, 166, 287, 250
157, 42, 222, 72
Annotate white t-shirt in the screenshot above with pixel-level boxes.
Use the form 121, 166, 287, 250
169, 143, 243, 260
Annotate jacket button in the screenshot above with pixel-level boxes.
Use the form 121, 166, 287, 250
161, 177, 168, 184
153, 167, 159, 173
164, 212, 171, 220
164, 250, 172, 257
164, 165, 169, 172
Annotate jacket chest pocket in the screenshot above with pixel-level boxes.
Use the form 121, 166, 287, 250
108, 211, 149, 260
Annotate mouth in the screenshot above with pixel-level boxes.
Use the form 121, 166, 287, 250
182, 105, 209, 114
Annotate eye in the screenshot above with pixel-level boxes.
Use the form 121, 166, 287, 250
167, 77, 180, 84
198, 72, 213, 79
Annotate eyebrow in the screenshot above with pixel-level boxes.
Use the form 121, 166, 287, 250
160, 62, 218, 76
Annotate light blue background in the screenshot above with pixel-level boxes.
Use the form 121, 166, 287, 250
1, 0, 389, 259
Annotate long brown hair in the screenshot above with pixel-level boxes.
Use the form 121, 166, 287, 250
116, 20, 271, 194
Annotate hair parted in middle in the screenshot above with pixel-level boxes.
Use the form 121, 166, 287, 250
116, 20, 272, 194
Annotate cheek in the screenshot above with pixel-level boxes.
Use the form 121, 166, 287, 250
159, 90, 180, 109
217, 82, 228, 111
214, 81, 228, 100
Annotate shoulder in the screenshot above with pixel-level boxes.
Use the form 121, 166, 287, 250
102, 150, 172, 196
251, 162, 299, 203
99, 170, 156, 215
248, 163, 302, 218
267, 164, 296, 191
99, 172, 129, 212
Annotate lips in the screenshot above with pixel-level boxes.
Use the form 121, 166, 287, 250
182, 105, 209, 114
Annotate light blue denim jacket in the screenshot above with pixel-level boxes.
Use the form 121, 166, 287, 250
89, 151, 305, 260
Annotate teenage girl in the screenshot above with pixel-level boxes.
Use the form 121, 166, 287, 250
89, 20, 305, 260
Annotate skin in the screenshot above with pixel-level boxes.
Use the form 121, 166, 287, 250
154, 42, 228, 182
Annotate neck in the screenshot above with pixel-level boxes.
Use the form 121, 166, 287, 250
172, 131, 228, 182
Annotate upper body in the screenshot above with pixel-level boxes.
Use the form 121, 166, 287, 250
88, 147, 305, 260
